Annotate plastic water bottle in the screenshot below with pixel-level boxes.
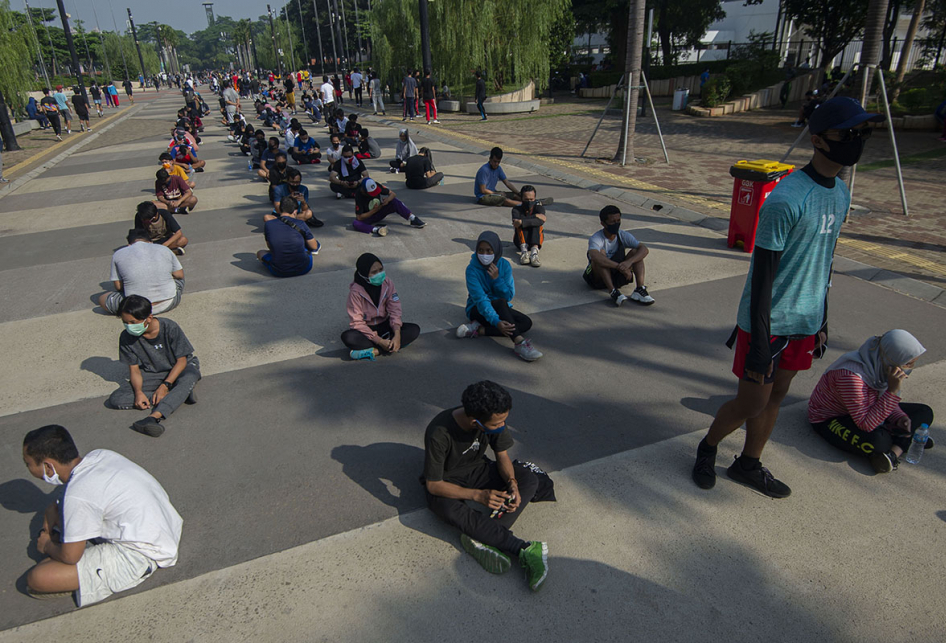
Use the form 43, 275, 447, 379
247, 159, 252, 171
905, 423, 930, 464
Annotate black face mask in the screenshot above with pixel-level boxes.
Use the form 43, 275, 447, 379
276, 162, 287, 170
819, 137, 866, 167
521, 200, 534, 211
605, 222, 621, 235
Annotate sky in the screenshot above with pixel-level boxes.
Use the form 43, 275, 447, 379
26, 0, 279, 35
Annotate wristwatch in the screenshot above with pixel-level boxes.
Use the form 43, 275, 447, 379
161, 380, 173, 389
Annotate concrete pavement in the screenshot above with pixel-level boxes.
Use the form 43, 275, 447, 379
1, 93, 944, 641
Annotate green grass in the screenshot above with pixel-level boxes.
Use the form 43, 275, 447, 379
858, 146, 946, 172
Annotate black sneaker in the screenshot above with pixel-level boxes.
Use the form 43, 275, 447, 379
610, 289, 628, 307
306, 216, 324, 228
925, 436, 935, 450
692, 443, 717, 489
409, 216, 426, 228
870, 451, 898, 474
726, 456, 791, 498
131, 416, 165, 438
185, 388, 198, 405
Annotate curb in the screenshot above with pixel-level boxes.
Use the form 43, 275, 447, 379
366, 113, 946, 309
0, 104, 146, 202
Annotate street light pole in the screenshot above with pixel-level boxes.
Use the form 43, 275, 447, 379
418, 0, 432, 73
312, 0, 326, 74
126, 8, 147, 84
325, 0, 339, 75
267, 4, 282, 77
55, 0, 89, 102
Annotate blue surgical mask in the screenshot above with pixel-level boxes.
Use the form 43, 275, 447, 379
124, 321, 148, 336
475, 419, 506, 435
368, 270, 386, 286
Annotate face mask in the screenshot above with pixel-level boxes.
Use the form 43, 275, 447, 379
276, 162, 287, 170
162, 162, 172, 169
521, 200, 534, 211
477, 253, 494, 266
42, 463, 63, 486
475, 419, 506, 435
368, 271, 386, 286
819, 137, 865, 167
605, 222, 621, 235
345, 157, 354, 165
124, 321, 148, 336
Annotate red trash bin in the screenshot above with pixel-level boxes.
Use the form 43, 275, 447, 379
727, 160, 795, 253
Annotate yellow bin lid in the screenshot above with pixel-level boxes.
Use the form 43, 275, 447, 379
732, 159, 795, 173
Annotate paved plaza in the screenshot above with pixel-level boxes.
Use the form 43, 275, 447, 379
0, 93, 944, 642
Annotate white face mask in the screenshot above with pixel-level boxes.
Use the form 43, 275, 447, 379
477, 253, 494, 266
42, 463, 64, 486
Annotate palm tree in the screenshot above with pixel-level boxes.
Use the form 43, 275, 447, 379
892, 0, 926, 101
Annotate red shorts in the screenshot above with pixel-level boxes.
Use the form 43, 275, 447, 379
731, 328, 816, 382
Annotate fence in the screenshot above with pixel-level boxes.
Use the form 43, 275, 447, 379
668, 37, 943, 74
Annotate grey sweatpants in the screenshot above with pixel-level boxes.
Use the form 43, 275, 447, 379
107, 357, 201, 418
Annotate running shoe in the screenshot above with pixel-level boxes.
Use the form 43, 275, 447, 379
519, 541, 549, 591
461, 533, 511, 574
726, 456, 791, 498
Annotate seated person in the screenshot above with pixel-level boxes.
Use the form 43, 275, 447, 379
329, 145, 368, 199
20, 425, 183, 604
107, 295, 201, 437
389, 128, 417, 172
239, 124, 256, 155
249, 129, 268, 168
456, 231, 542, 362
405, 147, 443, 189
422, 380, 550, 591
155, 168, 198, 214
270, 168, 323, 228
172, 142, 205, 172
134, 201, 188, 255
325, 133, 344, 168
511, 185, 546, 267
168, 127, 199, 153
267, 151, 290, 204
475, 147, 521, 207
290, 129, 322, 164
330, 108, 348, 135
808, 330, 933, 473
355, 128, 381, 160
256, 196, 321, 278
159, 152, 195, 189
257, 136, 283, 181
99, 228, 185, 315
342, 252, 421, 361
343, 114, 361, 145
793, 90, 822, 127
27, 96, 51, 129
284, 119, 302, 150
583, 205, 654, 306
353, 178, 426, 236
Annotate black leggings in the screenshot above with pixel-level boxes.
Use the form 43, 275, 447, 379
47, 112, 62, 136
426, 460, 539, 556
389, 159, 407, 170
469, 299, 532, 338
406, 172, 443, 189
341, 320, 420, 351
811, 402, 934, 458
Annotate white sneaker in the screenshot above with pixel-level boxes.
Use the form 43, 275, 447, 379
530, 248, 541, 267
630, 285, 655, 306
432, 119, 440, 124
456, 321, 481, 338
335, 192, 343, 199
520, 251, 531, 265
514, 339, 543, 362
611, 289, 628, 307
374, 225, 388, 237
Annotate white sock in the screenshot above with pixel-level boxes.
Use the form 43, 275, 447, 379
408, 214, 416, 222
372, 226, 379, 233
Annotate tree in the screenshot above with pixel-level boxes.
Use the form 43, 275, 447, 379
0, 0, 35, 151
651, 0, 726, 65
880, 0, 902, 70
891, 0, 926, 101
921, 0, 946, 66
614, 0, 646, 164
783, 0, 870, 73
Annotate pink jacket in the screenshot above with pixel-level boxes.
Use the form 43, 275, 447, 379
346, 277, 403, 342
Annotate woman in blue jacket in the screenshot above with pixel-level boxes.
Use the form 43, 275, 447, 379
456, 230, 543, 361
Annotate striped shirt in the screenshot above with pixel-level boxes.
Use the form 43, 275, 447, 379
807, 369, 907, 431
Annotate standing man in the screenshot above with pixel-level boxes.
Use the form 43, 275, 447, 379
20, 425, 183, 604
691, 98, 883, 498
284, 74, 296, 114
369, 71, 385, 116
402, 69, 418, 121
474, 70, 487, 121
423, 380, 551, 591
40, 89, 63, 141
422, 69, 439, 124
222, 82, 240, 124
351, 68, 364, 107
319, 75, 336, 126
123, 78, 135, 104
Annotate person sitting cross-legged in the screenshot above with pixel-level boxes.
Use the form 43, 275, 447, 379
343, 252, 421, 361
257, 136, 283, 181
583, 205, 655, 306
290, 129, 322, 165
159, 152, 195, 189
808, 329, 934, 474
511, 185, 546, 267
106, 295, 201, 437
423, 380, 552, 592
355, 128, 381, 160
389, 128, 417, 173
134, 201, 188, 255
329, 145, 368, 199
405, 147, 443, 189
475, 147, 521, 207
257, 196, 321, 278
456, 231, 542, 362
20, 425, 183, 604
353, 177, 426, 236
270, 168, 323, 228
155, 168, 198, 215
98, 228, 185, 315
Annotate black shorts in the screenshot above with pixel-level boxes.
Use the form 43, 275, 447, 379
582, 264, 632, 290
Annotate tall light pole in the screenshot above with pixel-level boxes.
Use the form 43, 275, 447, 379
311, 0, 325, 73
55, 0, 89, 101
418, 0, 431, 73
325, 0, 338, 75
282, 6, 297, 72
296, 0, 309, 68
126, 8, 147, 83
267, 4, 282, 77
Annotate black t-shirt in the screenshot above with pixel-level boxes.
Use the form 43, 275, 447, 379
511, 202, 546, 227
135, 209, 182, 242
475, 78, 487, 101
405, 154, 433, 188
332, 159, 367, 184
40, 96, 58, 112
71, 94, 90, 116
355, 185, 390, 215
284, 77, 294, 92
421, 77, 435, 101
90, 86, 102, 100
423, 408, 514, 484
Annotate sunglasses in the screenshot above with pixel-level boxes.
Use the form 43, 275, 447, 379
827, 127, 873, 142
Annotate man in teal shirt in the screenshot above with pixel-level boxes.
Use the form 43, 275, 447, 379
53, 85, 73, 134
692, 98, 883, 498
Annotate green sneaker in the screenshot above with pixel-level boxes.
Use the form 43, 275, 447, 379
518, 541, 549, 591
460, 533, 511, 574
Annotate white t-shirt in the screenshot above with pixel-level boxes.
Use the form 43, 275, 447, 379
320, 82, 335, 104
351, 72, 363, 89
63, 449, 183, 567
588, 229, 640, 260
